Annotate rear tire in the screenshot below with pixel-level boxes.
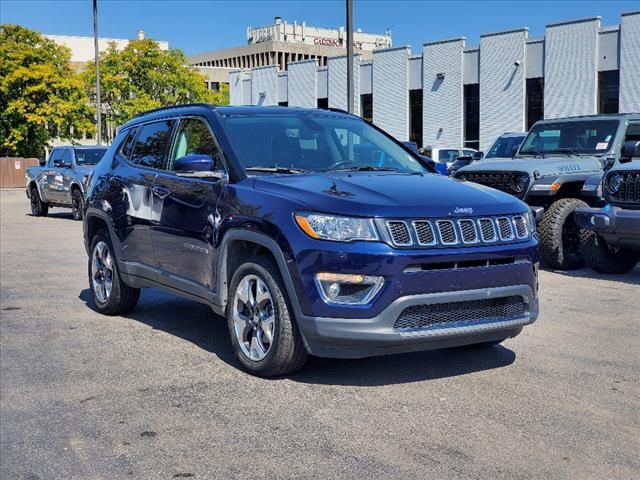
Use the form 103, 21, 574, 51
71, 189, 83, 221
539, 198, 589, 270
30, 186, 49, 217
88, 230, 140, 315
226, 256, 308, 377
580, 231, 640, 274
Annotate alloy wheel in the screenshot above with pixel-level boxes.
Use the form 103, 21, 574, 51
232, 274, 276, 361
91, 241, 114, 303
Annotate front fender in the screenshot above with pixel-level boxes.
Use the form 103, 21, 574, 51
215, 229, 305, 320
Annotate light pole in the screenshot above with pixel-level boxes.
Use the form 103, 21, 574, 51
346, 0, 354, 114
93, 0, 102, 145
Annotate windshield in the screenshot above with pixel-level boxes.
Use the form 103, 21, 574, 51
486, 135, 526, 158
221, 113, 428, 174
519, 120, 619, 156
74, 148, 107, 165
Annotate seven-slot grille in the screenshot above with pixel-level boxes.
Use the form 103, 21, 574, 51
608, 171, 640, 205
459, 171, 529, 199
385, 214, 530, 248
393, 296, 526, 331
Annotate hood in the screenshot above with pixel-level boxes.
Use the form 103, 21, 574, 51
458, 156, 604, 178
253, 172, 527, 218
608, 159, 640, 173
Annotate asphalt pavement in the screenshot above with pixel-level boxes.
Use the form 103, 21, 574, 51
1, 188, 638, 479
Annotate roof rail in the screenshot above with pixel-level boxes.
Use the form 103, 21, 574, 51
133, 103, 214, 118
326, 107, 355, 116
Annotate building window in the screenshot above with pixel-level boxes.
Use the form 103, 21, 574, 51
526, 78, 544, 129
464, 84, 479, 150
409, 89, 423, 148
598, 70, 619, 114
360, 93, 373, 122
317, 97, 328, 109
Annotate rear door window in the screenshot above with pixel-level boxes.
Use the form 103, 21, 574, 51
129, 120, 175, 169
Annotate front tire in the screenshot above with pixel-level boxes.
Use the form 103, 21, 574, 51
30, 186, 49, 217
227, 256, 308, 377
88, 230, 140, 315
539, 198, 589, 270
580, 231, 640, 274
71, 189, 84, 221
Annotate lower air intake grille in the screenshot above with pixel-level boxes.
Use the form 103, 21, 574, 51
394, 296, 526, 331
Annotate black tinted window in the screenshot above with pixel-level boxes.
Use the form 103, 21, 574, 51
119, 127, 139, 159
130, 121, 174, 169
74, 148, 107, 165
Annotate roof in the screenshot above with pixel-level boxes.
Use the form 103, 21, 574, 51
121, 103, 356, 129
537, 113, 640, 122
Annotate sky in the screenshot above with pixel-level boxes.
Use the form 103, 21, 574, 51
1, 0, 637, 56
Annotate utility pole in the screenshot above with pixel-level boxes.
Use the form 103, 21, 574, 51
346, 0, 354, 114
93, 0, 102, 145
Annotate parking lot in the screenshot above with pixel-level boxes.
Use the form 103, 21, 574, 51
0, 187, 638, 479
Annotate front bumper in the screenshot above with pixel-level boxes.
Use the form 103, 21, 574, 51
298, 284, 538, 358
575, 206, 640, 248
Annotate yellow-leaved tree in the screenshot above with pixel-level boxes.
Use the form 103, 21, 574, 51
0, 25, 94, 158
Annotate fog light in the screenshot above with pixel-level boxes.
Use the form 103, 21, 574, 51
315, 272, 384, 305
327, 283, 341, 299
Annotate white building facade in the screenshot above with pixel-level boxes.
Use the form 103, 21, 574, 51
229, 12, 640, 152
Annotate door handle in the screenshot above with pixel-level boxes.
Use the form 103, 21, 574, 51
151, 185, 171, 199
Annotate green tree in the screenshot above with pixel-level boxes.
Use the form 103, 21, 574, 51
82, 39, 228, 130
0, 24, 94, 158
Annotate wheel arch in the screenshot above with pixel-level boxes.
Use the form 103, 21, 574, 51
83, 209, 121, 258
216, 230, 304, 320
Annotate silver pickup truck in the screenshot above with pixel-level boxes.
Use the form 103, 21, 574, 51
26, 145, 108, 220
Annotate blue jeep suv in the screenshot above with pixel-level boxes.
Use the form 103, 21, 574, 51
83, 104, 539, 376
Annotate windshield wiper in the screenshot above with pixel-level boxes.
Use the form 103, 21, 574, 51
245, 166, 306, 174
519, 150, 545, 159
326, 165, 401, 172
547, 148, 580, 157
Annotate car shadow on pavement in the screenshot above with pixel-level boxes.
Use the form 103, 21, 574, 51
79, 288, 517, 386
26, 212, 76, 220
545, 266, 640, 286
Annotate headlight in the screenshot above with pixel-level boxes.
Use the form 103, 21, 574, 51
294, 212, 379, 242
608, 174, 623, 194
514, 174, 529, 193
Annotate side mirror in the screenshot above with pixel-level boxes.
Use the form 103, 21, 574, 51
621, 140, 640, 163
473, 151, 483, 160
39, 158, 46, 166
53, 159, 70, 168
174, 154, 216, 173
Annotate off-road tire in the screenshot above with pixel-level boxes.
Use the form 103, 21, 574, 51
227, 256, 308, 377
71, 189, 84, 221
539, 198, 589, 270
580, 230, 640, 274
88, 230, 140, 315
30, 186, 49, 217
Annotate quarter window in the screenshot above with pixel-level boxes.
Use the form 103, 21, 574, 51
129, 120, 175, 169
119, 127, 139, 160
